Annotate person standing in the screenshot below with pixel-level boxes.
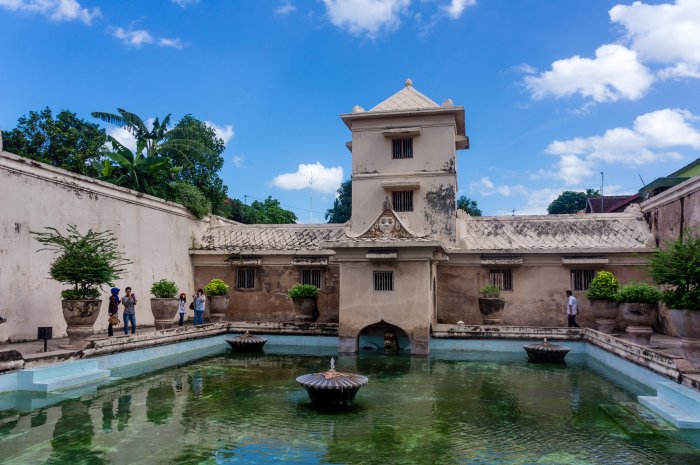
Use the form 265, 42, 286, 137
122, 287, 137, 335
566, 290, 580, 328
178, 292, 187, 327
108, 287, 120, 337
193, 289, 205, 326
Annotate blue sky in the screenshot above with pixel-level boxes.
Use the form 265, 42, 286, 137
1, 0, 699, 220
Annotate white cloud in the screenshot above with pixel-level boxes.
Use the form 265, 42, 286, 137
441, 0, 476, 20
272, 163, 344, 193
158, 37, 185, 49
171, 0, 199, 7
111, 27, 154, 47
469, 176, 528, 197
524, 44, 654, 103
275, 0, 296, 15
204, 121, 234, 145
0, 0, 100, 25
232, 155, 244, 168
322, 0, 410, 37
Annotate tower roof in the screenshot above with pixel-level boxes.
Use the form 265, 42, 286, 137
369, 79, 440, 112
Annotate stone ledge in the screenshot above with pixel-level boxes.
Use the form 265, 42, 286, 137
228, 321, 339, 337
431, 324, 583, 340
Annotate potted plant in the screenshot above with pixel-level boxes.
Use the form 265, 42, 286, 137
478, 285, 505, 325
204, 278, 230, 322
649, 229, 700, 365
586, 271, 619, 334
32, 225, 130, 348
288, 284, 318, 322
150, 279, 179, 330
614, 282, 662, 346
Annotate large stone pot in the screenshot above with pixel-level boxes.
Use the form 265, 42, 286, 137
293, 297, 317, 322
669, 308, 700, 367
208, 295, 229, 322
150, 298, 179, 330
620, 302, 658, 345
478, 297, 505, 325
590, 300, 619, 334
61, 299, 101, 348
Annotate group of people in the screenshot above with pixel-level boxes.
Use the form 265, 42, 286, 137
107, 287, 207, 336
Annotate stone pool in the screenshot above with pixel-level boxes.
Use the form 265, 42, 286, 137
1, 341, 700, 464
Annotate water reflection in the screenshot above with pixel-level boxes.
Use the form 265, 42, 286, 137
49, 400, 105, 465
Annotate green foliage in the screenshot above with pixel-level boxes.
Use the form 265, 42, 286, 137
480, 285, 501, 298
287, 283, 318, 300
232, 196, 297, 224
151, 279, 179, 298
61, 288, 100, 300
204, 279, 230, 296
649, 229, 700, 310
614, 282, 662, 304
173, 182, 211, 218
31, 225, 131, 299
586, 271, 619, 301
326, 180, 352, 223
457, 196, 482, 216
2, 107, 107, 177
547, 189, 599, 214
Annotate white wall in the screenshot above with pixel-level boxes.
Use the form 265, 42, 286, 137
0, 151, 210, 341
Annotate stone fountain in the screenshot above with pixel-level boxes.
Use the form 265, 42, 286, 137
523, 338, 571, 363
296, 357, 368, 406
226, 331, 268, 352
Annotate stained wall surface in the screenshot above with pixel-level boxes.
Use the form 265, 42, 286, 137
642, 176, 700, 245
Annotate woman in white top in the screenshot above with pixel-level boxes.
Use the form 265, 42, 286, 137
178, 292, 187, 327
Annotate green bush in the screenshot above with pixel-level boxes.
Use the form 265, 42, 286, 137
151, 279, 178, 298
649, 229, 700, 310
61, 288, 100, 300
586, 271, 618, 301
614, 282, 662, 304
173, 182, 211, 219
288, 283, 318, 300
480, 285, 501, 298
204, 278, 229, 296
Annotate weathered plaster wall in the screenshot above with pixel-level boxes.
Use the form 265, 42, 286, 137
642, 176, 700, 245
0, 151, 208, 342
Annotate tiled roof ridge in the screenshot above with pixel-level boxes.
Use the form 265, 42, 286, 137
369, 84, 440, 112
462, 212, 641, 221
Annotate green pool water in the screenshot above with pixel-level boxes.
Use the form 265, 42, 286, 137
1, 347, 700, 465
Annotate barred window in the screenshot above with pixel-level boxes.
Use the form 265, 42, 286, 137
301, 269, 322, 288
392, 191, 413, 212
571, 269, 596, 291
392, 138, 413, 159
489, 269, 513, 291
374, 271, 394, 291
236, 268, 255, 289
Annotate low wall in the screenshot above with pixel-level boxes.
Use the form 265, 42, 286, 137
642, 176, 700, 245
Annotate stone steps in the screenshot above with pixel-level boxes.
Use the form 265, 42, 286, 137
639, 381, 700, 429
16, 359, 111, 392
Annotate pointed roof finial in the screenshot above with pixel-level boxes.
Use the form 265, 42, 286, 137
405, 78, 413, 87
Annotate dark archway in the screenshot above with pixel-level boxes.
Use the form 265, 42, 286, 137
358, 320, 410, 352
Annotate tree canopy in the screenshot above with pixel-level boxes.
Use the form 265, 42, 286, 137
2, 107, 107, 177
547, 189, 599, 214
457, 196, 482, 216
325, 179, 352, 223
241, 196, 297, 224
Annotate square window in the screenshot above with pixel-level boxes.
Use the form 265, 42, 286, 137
392, 138, 413, 159
489, 269, 513, 291
300, 269, 322, 288
374, 271, 393, 291
236, 268, 255, 289
571, 269, 596, 291
392, 191, 413, 212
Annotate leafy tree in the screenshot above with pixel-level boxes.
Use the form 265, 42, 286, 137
226, 198, 248, 223
173, 182, 212, 219
325, 179, 352, 223
242, 196, 297, 224
457, 195, 482, 216
547, 189, 599, 214
649, 229, 700, 310
2, 107, 106, 177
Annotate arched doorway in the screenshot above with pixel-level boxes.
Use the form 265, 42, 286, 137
358, 320, 411, 352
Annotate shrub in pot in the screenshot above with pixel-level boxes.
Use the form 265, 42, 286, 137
204, 278, 230, 322
586, 271, 619, 334
32, 225, 130, 348
650, 229, 700, 365
150, 279, 179, 330
478, 285, 505, 325
288, 284, 318, 322
614, 282, 662, 346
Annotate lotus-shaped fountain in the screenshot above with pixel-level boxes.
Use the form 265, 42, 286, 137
523, 338, 571, 363
296, 358, 368, 406
226, 331, 268, 352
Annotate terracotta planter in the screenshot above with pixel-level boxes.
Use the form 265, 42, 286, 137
478, 297, 505, 325
61, 299, 101, 348
669, 308, 700, 367
208, 295, 229, 322
590, 300, 619, 334
293, 297, 317, 322
620, 302, 658, 345
150, 298, 179, 330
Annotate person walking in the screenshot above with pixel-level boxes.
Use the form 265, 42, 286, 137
193, 289, 205, 326
108, 287, 120, 337
178, 292, 187, 327
566, 290, 580, 328
122, 286, 137, 335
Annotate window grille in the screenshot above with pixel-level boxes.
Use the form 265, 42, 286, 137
392, 191, 413, 212
301, 269, 322, 288
236, 268, 255, 289
571, 269, 595, 291
489, 269, 513, 291
392, 138, 413, 159
374, 271, 394, 291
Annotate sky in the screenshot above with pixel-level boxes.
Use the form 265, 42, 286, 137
1, 0, 699, 220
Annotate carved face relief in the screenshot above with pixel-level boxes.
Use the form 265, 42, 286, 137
378, 216, 395, 236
